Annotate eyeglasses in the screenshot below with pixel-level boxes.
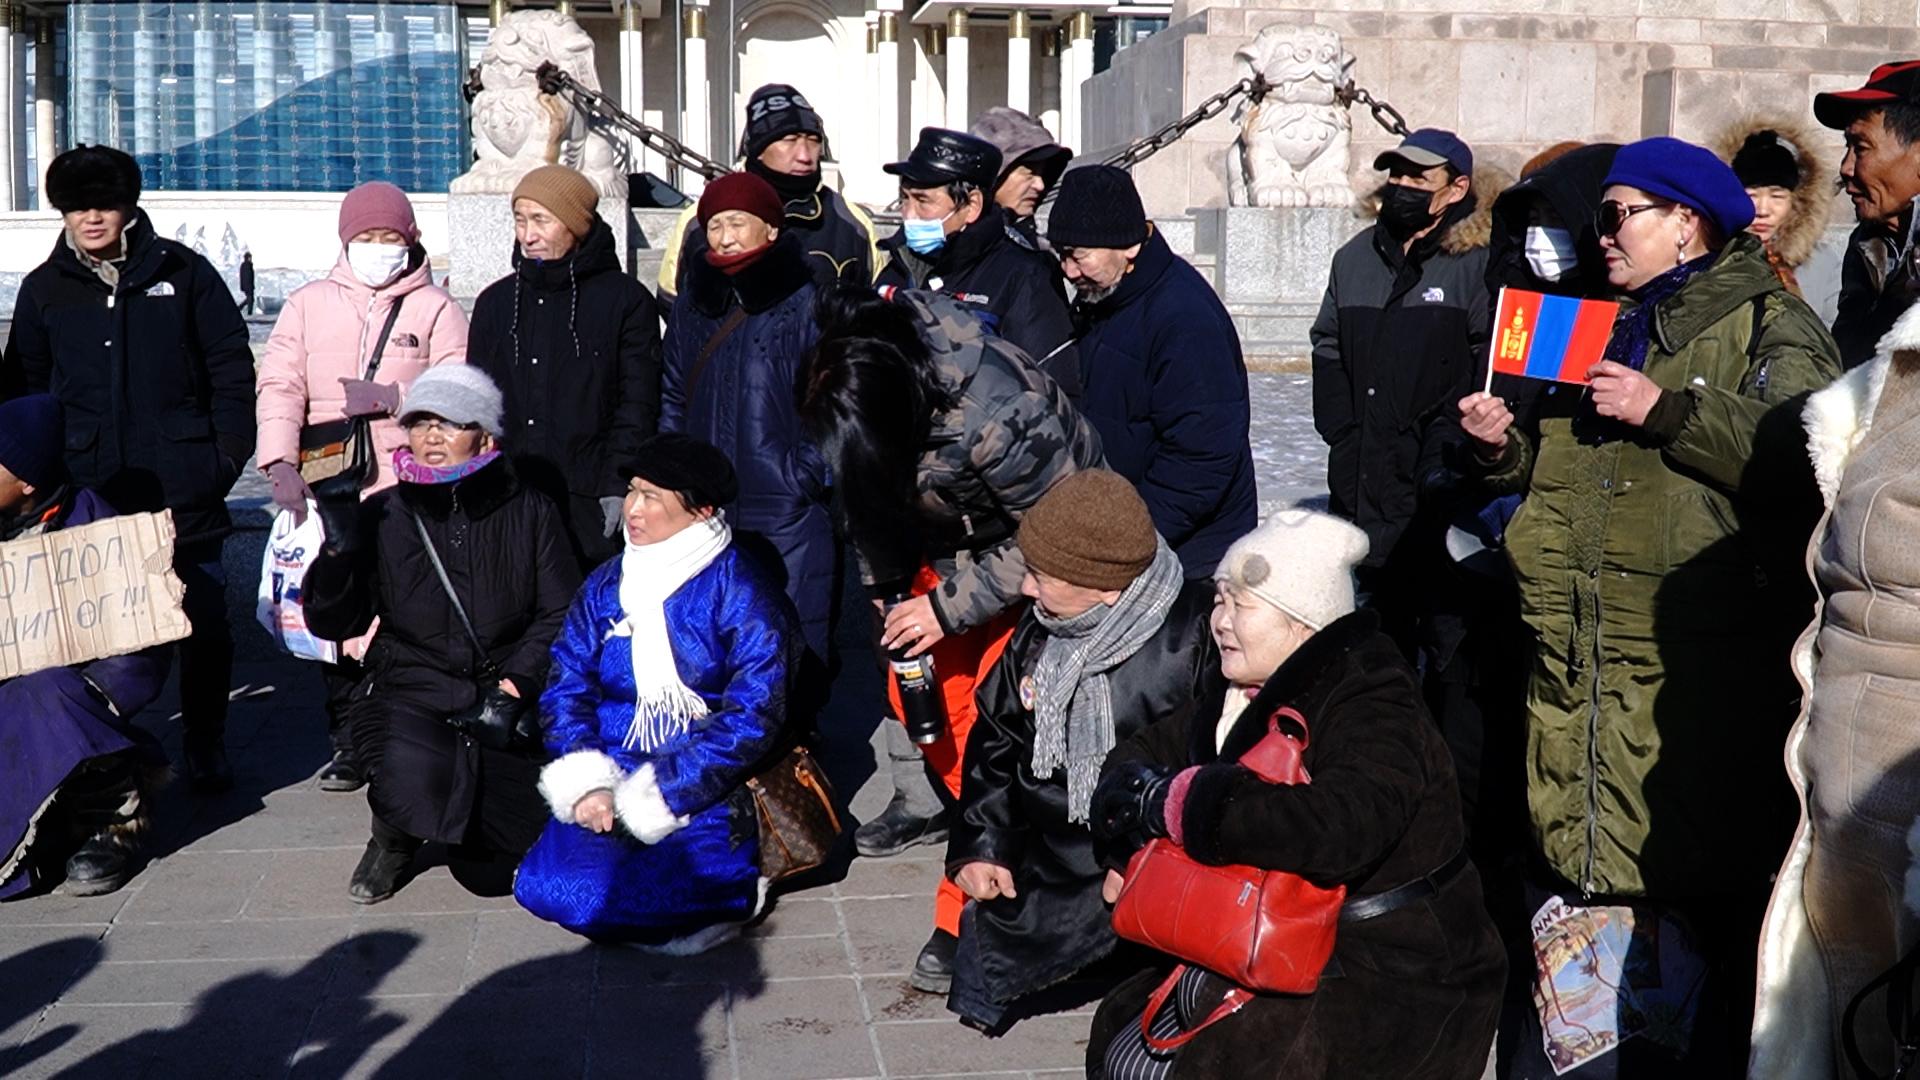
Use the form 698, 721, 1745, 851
404, 418, 481, 436
1597, 200, 1669, 237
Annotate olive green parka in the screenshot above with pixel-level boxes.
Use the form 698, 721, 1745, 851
1480, 233, 1842, 898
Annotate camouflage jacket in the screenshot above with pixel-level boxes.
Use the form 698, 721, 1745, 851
874, 290, 1104, 635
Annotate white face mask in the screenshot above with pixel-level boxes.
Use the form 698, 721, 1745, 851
1523, 226, 1579, 283
346, 241, 409, 287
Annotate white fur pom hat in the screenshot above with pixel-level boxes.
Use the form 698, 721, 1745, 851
1214, 508, 1371, 630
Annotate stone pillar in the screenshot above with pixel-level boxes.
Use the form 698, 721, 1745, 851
1038, 27, 1059, 141
682, 2, 709, 188
618, 1, 652, 175
0, 1, 15, 212
875, 9, 900, 166
1055, 27, 1072, 152
1005, 10, 1029, 115
9, 4, 24, 205
33, 15, 53, 209
1064, 13, 1092, 151
914, 25, 945, 139
943, 9, 967, 132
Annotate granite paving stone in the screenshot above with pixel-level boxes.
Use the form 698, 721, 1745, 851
0, 374, 1345, 1077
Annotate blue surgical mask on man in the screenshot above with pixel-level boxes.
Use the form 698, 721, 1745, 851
902, 212, 953, 256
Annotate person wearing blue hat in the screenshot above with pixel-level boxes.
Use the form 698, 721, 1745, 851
1456, 137, 1842, 1072
1310, 127, 1495, 654
0, 394, 173, 899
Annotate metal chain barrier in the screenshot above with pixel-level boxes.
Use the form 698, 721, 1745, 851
533, 62, 731, 183
1038, 73, 1408, 208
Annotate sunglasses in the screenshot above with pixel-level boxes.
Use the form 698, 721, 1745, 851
1597, 199, 1670, 238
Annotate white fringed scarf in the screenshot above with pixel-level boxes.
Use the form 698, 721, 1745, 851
609, 513, 731, 752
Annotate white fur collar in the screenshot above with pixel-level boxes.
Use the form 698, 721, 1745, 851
1801, 300, 1920, 506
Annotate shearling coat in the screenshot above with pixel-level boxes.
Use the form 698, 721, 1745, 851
256, 248, 469, 493
1088, 610, 1504, 1079
1751, 303, 1920, 1079
1477, 233, 1841, 899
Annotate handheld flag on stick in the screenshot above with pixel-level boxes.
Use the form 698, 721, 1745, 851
1486, 288, 1621, 389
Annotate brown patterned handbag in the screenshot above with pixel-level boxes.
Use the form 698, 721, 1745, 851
745, 746, 843, 882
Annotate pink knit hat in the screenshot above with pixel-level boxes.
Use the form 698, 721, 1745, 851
338, 181, 419, 245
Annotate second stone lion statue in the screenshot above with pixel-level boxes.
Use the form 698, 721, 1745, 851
452, 10, 626, 199
1228, 25, 1356, 209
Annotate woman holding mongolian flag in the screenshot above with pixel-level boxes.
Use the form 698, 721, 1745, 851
1456, 137, 1840, 1075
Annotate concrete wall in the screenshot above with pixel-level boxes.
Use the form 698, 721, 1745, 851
1088, 0, 1908, 217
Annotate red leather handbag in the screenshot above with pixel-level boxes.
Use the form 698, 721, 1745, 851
1108, 706, 1345, 1047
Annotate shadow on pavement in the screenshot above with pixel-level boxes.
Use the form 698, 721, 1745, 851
0, 937, 103, 1076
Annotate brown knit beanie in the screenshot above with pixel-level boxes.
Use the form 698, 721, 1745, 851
1017, 470, 1158, 591
511, 165, 598, 238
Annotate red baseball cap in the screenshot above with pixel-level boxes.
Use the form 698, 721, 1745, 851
1815, 60, 1920, 129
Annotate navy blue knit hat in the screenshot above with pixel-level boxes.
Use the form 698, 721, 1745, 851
1047, 164, 1148, 250
0, 395, 65, 489
1603, 137, 1755, 240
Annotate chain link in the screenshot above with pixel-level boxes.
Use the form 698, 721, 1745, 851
534, 62, 731, 183
1335, 83, 1411, 139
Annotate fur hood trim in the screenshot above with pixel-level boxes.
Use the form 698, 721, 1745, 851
1711, 113, 1834, 270
1802, 301, 1920, 505
1357, 166, 1512, 255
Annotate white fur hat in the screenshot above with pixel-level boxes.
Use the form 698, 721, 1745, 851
1214, 508, 1371, 630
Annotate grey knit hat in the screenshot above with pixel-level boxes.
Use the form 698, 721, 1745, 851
399, 365, 505, 437
970, 107, 1071, 189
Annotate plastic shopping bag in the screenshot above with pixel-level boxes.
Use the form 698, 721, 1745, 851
256, 503, 339, 663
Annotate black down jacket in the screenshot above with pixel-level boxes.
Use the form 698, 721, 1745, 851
661, 234, 835, 662
469, 216, 662, 569
2, 211, 255, 546
1309, 177, 1500, 570
946, 579, 1216, 1007
302, 456, 580, 845
1071, 227, 1257, 579
1089, 610, 1504, 1079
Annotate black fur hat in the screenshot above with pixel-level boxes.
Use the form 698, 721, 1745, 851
45, 145, 142, 213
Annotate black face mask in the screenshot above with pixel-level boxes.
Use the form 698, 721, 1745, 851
746, 158, 820, 203
1379, 183, 1440, 239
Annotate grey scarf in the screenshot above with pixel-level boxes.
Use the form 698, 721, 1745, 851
1030, 539, 1185, 823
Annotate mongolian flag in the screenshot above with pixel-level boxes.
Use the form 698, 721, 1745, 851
1487, 288, 1621, 386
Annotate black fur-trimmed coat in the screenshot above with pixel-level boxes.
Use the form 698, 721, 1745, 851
1089, 610, 1504, 1079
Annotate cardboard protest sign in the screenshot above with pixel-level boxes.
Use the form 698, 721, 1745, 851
0, 510, 190, 681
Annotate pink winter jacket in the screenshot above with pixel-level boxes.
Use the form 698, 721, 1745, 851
256, 251, 469, 493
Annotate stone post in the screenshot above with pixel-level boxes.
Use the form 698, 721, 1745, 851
1054, 27, 1072, 149
33, 14, 53, 209
618, 1, 651, 175
875, 7, 900, 166
1065, 12, 1092, 151
9, 4, 24, 205
1005, 10, 1029, 115
944, 9, 968, 132
914, 25, 945, 139
681, 1, 709, 189
1037, 28, 1059, 141
0, 0, 15, 212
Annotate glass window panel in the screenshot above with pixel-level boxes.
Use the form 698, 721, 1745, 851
68, 0, 468, 193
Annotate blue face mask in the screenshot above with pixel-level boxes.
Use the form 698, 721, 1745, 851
902, 215, 950, 255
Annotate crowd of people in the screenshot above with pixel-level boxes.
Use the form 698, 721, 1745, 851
4, 57, 1920, 1078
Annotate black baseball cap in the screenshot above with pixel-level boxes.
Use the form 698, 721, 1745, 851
1815, 60, 1920, 129
1373, 128, 1474, 177
884, 128, 1003, 189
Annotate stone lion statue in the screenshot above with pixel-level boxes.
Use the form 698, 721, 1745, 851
1228, 25, 1356, 208
451, 10, 626, 198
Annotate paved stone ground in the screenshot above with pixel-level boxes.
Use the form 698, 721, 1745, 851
0, 376, 1324, 1080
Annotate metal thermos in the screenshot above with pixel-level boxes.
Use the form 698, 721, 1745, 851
887, 595, 947, 744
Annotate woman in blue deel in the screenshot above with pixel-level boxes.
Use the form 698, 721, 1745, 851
515, 433, 802, 953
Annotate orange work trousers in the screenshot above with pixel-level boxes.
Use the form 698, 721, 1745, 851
885, 565, 1019, 935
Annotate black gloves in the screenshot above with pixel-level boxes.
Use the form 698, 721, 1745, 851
1090, 761, 1176, 851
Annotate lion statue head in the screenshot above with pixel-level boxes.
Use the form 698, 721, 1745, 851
1233, 24, 1354, 107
